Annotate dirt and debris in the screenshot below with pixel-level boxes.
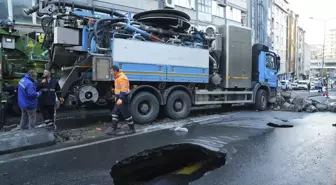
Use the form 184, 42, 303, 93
269, 91, 335, 113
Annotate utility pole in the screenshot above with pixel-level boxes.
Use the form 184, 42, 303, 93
321, 19, 326, 77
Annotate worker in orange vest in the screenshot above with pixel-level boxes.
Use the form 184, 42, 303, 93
105, 65, 135, 135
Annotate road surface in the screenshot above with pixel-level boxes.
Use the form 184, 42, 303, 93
0, 111, 335, 185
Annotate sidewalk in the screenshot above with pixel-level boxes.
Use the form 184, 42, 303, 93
0, 129, 55, 154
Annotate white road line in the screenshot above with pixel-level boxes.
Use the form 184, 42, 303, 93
0, 130, 150, 164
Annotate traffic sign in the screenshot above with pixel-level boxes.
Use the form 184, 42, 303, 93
330, 73, 335, 79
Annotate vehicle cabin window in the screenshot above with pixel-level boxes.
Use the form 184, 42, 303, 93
266, 53, 276, 70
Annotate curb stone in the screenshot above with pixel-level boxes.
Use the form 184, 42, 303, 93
0, 129, 55, 155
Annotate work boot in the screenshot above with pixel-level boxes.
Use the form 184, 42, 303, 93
126, 116, 136, 134
105, 123, 117, 135
115, 117, 136, 136
106, 116, 118, 135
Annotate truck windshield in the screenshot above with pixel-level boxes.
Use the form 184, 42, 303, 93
266, 54, 276, 69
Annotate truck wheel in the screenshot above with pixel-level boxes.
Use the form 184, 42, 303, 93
130, 92, 160, 124
164, 90, 191, 120
254, 89, 268, 111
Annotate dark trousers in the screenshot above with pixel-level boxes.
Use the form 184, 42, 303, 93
111, 101, 131, 120
40, 104, 55, 122
111, 98, 133, 129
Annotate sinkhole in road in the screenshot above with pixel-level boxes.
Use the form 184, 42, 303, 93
110, 143, 226, 185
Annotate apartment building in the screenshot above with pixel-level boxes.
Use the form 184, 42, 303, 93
0, 0, 248, 34
269, 0, 288, 75
310, 29, 336, 76
303, 43, 311, 75
287, 10, 299, 74
251, 0, 270, 46
325, 29, 336, 59
296, 26, 305, 77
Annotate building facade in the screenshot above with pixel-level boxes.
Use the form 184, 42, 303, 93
269, 0, 288, 75
310, 29, 336, 76
0, 0, 248, 34
303, 43, 311, 75
251, 0, 270, 46
325, 29, 336, 59
286, 10, 298, 75
296, 26, 305, 77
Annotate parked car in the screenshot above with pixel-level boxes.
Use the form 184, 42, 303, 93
310, 83, 315, 90
296, 80, 309, 90
280, 80, 289, 90
289, 82, 298, 90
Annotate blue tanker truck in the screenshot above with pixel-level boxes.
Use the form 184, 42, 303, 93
24, 0, 281, 124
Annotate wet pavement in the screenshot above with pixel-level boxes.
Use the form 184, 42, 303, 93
192, 112, 336, 185
2, 111, 333, 185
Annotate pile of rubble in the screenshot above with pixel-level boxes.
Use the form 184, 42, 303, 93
269, 91, 336, 113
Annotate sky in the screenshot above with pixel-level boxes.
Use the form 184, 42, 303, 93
289, 0, 336, 45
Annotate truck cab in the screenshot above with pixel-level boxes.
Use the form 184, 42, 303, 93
252, 44, 280, 90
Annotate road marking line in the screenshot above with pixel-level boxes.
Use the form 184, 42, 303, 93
0, 130, 153, 164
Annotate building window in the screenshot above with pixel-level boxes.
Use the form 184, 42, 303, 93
176, 0, 195, 9
225, 6, 241, 22
198, 0, 212, 22
12, 0, 33, 23
212, 0, 224, 18
198, 0, 212, 13
0, 0, 8, 20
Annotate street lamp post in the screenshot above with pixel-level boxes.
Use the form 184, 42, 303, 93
310, 17, 336, 77
322, 19, 326, 77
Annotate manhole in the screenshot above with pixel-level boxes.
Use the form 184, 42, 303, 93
110, 143, 226, 185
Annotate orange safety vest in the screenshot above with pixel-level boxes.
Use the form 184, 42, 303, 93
114, 72, 130, 95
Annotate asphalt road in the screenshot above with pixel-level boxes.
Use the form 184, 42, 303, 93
0, 90, 333, 185
3, 110, 328, 185
192, 112, 336, 185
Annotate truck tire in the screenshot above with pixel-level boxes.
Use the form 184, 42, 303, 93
130, 92, 160, 124
254, 89, 268, 111
164, 90, 191, 120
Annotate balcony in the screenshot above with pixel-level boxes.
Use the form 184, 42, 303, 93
227, 0, 247, 11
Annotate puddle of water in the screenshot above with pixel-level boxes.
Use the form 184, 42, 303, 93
110, 143, 226, 185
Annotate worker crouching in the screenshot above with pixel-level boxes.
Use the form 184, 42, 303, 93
106, 65, 135, 135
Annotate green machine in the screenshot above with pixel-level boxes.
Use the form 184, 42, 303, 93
0, 19, 49, 117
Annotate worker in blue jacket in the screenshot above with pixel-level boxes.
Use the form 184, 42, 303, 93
36, 69, 64, 128
18, 70, 41, 130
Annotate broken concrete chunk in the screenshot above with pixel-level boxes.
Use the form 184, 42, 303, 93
292, 105, 302, 112
302, 99, 313, 111
292, 96, 304, 107
315, 103, 328, 111
281, 92, 291, 99
267, 122, 293, 128
306, 105, 317, 113
328, 102, 336, 112
282, 102, 293, 111
269, 97, 277, 104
